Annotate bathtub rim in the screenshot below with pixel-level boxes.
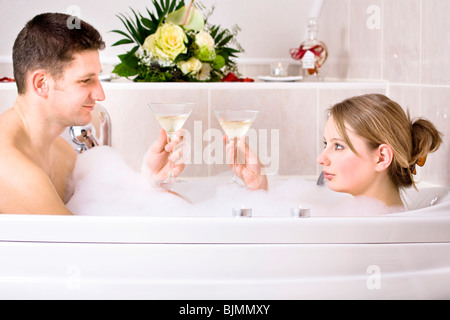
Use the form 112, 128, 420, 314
1, 205, 449, 245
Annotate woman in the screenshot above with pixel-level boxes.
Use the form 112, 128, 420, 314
238, 94, 442, 208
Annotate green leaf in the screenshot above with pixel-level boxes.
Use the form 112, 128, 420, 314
218, 35, 233, 47
116, 14, 139, 45
130, 8, 150, 44
110, 29, 133, 40
209, 25, 219, 39
141, 17, 153, 30
118, 46, 140, 63
112, 61, 138, 77
112, 38, 135, 46
153, 0, 163, 16
213, 29, 226, 44
113, 46, 139, 77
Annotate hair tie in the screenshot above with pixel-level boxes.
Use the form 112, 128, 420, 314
410, 156, 427, 175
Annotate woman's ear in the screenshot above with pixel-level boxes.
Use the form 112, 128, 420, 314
375, 143, 394, 172
30, 70, 49, 97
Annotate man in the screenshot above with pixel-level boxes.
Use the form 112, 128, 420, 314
0, 13, 183, 215
76, 129, 97, 149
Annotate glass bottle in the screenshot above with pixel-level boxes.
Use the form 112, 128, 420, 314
290, 17, 328, 81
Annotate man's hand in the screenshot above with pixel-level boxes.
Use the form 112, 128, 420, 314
141, 129, 186, 181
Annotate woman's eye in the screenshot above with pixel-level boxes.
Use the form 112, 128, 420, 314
335, 143, 344, 150
323, 141, 327, 149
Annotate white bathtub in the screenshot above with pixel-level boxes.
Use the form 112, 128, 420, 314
0, 183, 449, 300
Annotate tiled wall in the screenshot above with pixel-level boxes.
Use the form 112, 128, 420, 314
0, 80, 387, 181
97, 82, 388, 178
237, 0, 449, 187
331, 0, 449, 187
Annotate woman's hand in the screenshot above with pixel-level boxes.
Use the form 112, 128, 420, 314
225, 135, 268, 191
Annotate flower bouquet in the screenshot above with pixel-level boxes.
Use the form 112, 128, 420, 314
111, 0, 243, 82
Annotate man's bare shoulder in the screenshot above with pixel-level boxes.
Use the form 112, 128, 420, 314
53, 135, 78, 163
0, 143, 71, 214
0, 108, 15, 122
0, 145, 74, 215
0, 138, 37, 171
0, 109, 21, 139
0, 110, 75, 214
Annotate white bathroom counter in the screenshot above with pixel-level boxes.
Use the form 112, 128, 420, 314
0, 79, 388, 91
98, 78, 388, 90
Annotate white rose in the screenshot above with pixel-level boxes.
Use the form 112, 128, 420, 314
195, 30, 215, 50
178, 57, 202, 75
194, 31, 216, 62
196, 63, 212, 81
143, 23, 187, 61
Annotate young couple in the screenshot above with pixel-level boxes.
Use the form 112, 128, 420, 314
0, 13, 442, 215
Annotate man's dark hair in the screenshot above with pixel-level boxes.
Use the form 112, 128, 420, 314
12, 13, 105, 94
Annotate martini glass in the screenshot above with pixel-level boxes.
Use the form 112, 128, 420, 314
214, 109, 259, 185
149, 102, 195, 184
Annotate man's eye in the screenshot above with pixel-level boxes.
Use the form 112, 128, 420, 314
81, 79, 91, 83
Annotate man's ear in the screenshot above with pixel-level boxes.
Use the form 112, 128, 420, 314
30, 70, 49, 97
375, 143, 394, 172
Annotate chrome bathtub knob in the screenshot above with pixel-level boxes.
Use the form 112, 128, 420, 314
232, 208, 252, 217
291, 208, 311, 218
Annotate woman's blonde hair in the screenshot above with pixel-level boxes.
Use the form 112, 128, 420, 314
330, 94, 442, 189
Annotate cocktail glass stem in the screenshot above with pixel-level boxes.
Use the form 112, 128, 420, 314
166, 133, 176, 183
230, 138, 239, 185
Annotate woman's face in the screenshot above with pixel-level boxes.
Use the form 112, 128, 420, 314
317, 116, 380, 197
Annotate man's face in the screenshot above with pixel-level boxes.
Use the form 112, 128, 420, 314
47, 50, 105, 127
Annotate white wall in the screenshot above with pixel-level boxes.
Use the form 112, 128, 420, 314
0, 0, 316, 65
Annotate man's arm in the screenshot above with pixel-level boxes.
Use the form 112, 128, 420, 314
0, 153, 72, 215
